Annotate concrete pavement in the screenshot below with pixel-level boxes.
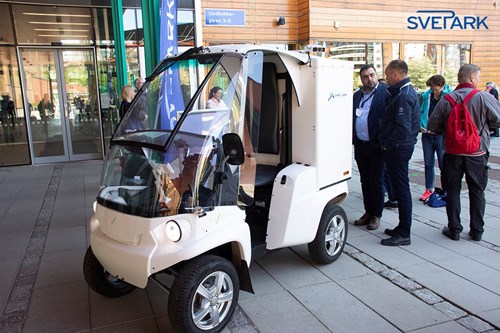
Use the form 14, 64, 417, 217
1, 137, 500, 333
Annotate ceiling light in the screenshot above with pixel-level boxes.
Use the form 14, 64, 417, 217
34, 28, 88, 32
23, 12, 90, 18
38, 34, 88, 38
29, 22, 90, 26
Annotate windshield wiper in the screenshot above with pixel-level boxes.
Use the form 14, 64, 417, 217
147, 46, 205, 79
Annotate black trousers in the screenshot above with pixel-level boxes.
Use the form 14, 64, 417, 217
383, 146, 415, 237
441, 153, 489, 235
354, 142, 384, 218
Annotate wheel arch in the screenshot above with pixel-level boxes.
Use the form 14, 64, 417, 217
208, 241, 254, 293
327, 192, 348, 207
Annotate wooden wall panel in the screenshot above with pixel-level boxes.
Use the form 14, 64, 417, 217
201, 0, 500, 86
307, 2, 500, 86
202, 0, 299, 45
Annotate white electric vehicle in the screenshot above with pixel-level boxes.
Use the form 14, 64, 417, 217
84, 45, 353, 333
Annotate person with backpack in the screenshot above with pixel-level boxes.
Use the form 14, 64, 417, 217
428, 64, 500, 242
419, 75, 452, 202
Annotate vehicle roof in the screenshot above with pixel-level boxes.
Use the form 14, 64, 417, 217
205, 44, 309, 64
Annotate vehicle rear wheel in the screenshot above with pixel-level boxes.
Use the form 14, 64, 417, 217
83, 246, 136, 298
168, 254, 239, 333
308, 204, 348, 264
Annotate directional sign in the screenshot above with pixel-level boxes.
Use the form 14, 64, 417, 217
205, 9, 245, 27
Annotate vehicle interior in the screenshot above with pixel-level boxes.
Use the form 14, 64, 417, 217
245, 59, 292, 258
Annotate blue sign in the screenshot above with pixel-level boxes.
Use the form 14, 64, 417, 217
159, 0, 184, 130
407, 10, 489, 30
205, 9, 245, 27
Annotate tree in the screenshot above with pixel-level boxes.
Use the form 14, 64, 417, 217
408, 57, 436, 92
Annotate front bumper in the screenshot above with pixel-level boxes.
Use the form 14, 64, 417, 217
89, 203, 251, 288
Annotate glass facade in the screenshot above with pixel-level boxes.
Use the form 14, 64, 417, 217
0, 1, 196, 166
0, 47, 29, 165
317, 40, 470, 91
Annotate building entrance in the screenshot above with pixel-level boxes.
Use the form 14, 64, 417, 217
20, 48, 103, 164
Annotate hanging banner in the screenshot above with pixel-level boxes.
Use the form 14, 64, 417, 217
159, 0, 183, 130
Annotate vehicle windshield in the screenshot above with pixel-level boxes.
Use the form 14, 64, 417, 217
97, 51, 263, 217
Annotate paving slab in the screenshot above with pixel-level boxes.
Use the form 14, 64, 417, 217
291, 244, 374, 281
239, 290, 330, 333
89, 289, 154, 329
398, 262, 500, 314
347, 232, 427, 269
34, 249, 85, 289
338, 273, 449, 332
23, 281, 89, 333
433, 256, 500, 294
409, 320, 474, 333
480, 308, 500, 328
255, 248, 330, 290
239, 262, 284, 300
291, 281, 399, 333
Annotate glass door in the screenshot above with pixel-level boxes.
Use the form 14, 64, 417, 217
20, 48, 103, 163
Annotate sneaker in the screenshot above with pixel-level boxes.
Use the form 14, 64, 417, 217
420, 189, 433, 201
384, 200, 398, 208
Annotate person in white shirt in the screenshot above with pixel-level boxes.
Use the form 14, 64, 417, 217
206, 86, 227, 109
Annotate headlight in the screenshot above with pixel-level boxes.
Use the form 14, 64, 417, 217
166, 220, 182, 242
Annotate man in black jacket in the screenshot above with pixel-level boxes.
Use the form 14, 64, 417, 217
379, 60, 420, 246
352, 64, 389, 230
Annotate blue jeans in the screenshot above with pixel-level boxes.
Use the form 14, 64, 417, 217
384, 145, 415, 237
382, 162, 396, 202
422, 133, 444, 190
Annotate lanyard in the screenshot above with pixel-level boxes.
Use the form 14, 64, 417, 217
359, 89, 376, 108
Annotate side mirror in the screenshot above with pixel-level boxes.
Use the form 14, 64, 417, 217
222, 133, 244, 165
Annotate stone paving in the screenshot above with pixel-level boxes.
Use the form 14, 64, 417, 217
0, 138, 499, 332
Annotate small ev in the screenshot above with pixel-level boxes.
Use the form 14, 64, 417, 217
83, 45, 353, 333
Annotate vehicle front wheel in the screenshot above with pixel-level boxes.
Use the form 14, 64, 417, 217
308, 204, 348, 264
83, 246, 136, 298
168, 254, 239, 333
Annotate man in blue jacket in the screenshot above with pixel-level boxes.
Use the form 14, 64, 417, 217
379, 60, 420, 246
352, 64, 389, 230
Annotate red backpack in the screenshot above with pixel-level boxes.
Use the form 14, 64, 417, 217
444, 89, 481, 155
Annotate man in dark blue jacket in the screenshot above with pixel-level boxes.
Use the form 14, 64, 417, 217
352, 64, 389, 230
379, 60, 420, 246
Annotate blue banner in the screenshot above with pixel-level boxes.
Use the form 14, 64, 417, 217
159, 0, 184, 130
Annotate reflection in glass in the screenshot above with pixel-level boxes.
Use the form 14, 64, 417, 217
21, 50, 65, 158
0, 47, 30, 165
13, 4, 92, 45
61, 50, 101, 155
0, 3, 15, 45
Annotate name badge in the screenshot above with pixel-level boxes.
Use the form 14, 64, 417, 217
355, 108, 363, 117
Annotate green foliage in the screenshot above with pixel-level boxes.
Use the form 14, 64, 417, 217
408, 57, 436, 92
353, 71, 361, 91
443, 65, 458, 88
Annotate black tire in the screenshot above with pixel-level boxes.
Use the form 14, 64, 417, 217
308, 204, 348, 264
168, 254, 239, 333
83, 246, 136, 298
